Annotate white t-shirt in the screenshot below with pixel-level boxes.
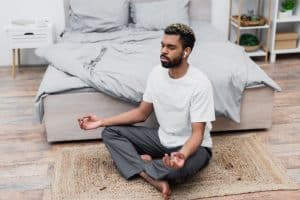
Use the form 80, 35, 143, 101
143, 65, 215, 148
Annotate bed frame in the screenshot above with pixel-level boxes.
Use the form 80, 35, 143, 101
42, 0, 274, 142
44, 86, 274, 142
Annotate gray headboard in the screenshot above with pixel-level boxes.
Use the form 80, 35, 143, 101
63, 0, 212, 25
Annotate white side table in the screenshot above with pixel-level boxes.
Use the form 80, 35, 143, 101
4, 20, 54, 78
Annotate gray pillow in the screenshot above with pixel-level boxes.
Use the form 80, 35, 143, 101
131, 0, 190, 30
69, 0, 129, 32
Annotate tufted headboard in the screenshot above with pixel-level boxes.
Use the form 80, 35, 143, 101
62, 0, 229, 36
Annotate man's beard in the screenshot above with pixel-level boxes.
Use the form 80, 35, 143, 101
160, 54, 183, 69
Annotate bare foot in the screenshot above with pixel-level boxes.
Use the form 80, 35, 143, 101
159, 181, 171, 200
140, 171, 171, 200
141, 154, 152, 163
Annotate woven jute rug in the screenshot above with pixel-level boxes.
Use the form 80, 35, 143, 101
50, 134, 298, 199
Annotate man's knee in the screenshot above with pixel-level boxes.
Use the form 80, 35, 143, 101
102, 126, 119, 142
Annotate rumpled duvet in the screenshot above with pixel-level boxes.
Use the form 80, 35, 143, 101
35, 25, 281, 123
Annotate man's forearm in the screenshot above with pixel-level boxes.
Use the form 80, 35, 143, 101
179, 133, 203, 159
102, 108, 146, 127
179, 122, 206, 159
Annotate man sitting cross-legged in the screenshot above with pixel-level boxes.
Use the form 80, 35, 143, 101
78, 23, 215, 200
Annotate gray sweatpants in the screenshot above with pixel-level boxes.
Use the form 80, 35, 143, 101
102, 125, 212, 183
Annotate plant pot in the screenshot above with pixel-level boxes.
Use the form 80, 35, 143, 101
241, 44, 261, 52
279, 10, 293, 19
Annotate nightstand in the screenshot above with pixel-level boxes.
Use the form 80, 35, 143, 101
4, 20, 54, 78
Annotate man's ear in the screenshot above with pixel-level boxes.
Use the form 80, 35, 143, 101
184, 47, 192, 58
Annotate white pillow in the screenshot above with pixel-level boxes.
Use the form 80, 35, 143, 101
69, 0, 129, 32
131, 0, 190, 30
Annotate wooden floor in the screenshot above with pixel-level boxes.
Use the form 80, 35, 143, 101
0, 55, 300, 199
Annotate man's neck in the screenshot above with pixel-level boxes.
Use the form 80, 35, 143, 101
168, 61, 189, 79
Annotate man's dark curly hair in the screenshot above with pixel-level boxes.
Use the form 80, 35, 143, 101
164, 23, 196, 50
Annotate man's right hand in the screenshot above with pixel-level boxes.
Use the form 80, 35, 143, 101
78, 114, 104, 130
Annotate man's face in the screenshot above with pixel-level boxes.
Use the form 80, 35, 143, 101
160, 34, 184, 68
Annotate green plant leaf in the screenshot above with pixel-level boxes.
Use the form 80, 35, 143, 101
239, 34, 260, 46
282, 0, 297, 10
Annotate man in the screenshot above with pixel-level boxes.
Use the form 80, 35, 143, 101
78, 23, 215, 200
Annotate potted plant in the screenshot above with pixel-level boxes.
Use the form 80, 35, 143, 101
279, 0, 297, 19
239, 33, 260, 52
248, 9, 260, 21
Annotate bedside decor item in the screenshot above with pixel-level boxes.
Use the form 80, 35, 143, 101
239, 33, 260, 52
4, 19, 54, 78
279, 0, 297, 18
232, 15, 266, 26
275, 32, 299, 49
248, 9, 261, 22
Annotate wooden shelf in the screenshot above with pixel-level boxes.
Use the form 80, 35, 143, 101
230, 16, 270, 29
246, 49, 267, 57
229, 0, 272, 63
231, 21, 270, 30
276, 16, 300, 23
273, 47, 300, 54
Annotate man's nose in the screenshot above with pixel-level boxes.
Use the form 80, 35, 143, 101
161, 47, 168, 55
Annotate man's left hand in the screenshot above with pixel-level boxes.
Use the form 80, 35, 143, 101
162, 152, 185, 169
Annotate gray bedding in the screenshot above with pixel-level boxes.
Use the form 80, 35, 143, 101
35, 22, 281, 123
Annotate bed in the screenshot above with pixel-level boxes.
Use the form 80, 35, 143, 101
35, 0, 281, 142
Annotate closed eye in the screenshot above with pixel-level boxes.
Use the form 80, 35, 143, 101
161, 42, 176, 50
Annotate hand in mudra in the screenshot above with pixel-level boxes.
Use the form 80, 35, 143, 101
162, 152, 185, 169
78, 114, 103, 130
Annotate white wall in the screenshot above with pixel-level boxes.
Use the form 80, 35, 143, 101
0, 0, 65, 66
212, 0, 230, 37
